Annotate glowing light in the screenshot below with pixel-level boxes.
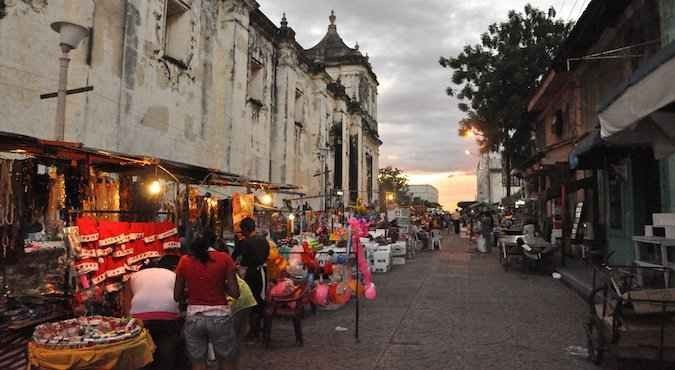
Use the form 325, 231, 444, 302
386, 192, 395, 201
11, 149, 27, 154
206, 198, 219, 208
336, 190, 344, 196
288, 214, 296, 221
148, 180, 161, 195
465, 149, 471, 156
260, 193, 273, 205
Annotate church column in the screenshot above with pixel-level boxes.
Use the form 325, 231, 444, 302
221, 0, 258, 174
357, 119, 365, 203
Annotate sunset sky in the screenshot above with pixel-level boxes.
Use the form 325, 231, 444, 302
259, 0, 588, 210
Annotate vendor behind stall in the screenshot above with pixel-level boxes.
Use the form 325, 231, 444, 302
232, 217, 269, 341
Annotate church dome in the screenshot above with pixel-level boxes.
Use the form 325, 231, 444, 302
304, 11, 365, 63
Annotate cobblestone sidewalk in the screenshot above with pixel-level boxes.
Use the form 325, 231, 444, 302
238, 234, 596, 370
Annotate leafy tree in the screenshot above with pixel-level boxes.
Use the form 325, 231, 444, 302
378, 166, 410, 206
440, 4, 571, 195
411, 196, 443, 210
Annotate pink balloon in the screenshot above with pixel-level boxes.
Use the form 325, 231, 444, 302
271, 280, 292, 297
312, 284, 329, 305
364, 283, 377, 300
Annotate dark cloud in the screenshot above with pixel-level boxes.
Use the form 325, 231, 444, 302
259, 0, 563, 174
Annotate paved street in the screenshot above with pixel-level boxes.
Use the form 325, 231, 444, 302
240, 234, 596, 370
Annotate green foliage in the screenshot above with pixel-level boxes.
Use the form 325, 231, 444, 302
440, 4, 572, 154
378, 166, 410, 203
411, 196, 443, 210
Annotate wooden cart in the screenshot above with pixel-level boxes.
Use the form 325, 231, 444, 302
586, 264, 675, 367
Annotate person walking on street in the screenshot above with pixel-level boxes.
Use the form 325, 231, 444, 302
174, 236, 240, 370
451, 209, 461, 235
232, 217, 270, 341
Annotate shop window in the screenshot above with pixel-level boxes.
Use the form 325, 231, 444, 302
247, 58, 264, 106
164, 0, 192, 67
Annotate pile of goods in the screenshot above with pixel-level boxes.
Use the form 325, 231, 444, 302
32, 316, 142, 348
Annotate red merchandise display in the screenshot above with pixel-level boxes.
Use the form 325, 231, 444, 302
124, 222, 147, 269
71, 218, 180, 291
156, 221, 180, 251
73, 217, 100, 277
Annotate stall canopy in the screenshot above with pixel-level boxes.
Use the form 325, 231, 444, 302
0, 131, 302, 192
598, 42, 675, 159
569, 129, 603, 169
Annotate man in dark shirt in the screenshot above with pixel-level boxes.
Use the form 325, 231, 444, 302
232, 217, 269, 340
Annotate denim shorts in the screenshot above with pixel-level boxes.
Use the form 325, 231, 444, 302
184, 315, 238, 361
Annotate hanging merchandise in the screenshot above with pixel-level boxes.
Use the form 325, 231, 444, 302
45, 168, 66, 237
73, 217, 100, 280
348, 217, 376, 300
124, 222, 148, 268
232, 193, 254, 232
266, 239, 288, 281
156, 221, 180, 252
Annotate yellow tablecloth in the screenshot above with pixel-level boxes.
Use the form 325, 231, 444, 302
27, 329, 155, 370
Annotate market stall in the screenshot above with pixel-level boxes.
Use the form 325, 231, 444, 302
0, 132, 302, 369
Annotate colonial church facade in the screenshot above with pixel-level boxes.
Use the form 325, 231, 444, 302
0, 0, 381, 207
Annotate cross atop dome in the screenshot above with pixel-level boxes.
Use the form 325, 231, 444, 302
330, 10, 336, 25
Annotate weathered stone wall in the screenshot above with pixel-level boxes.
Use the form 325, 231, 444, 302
0, 0, 380, 205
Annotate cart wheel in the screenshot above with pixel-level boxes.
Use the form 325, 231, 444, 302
585, 319, 605, 365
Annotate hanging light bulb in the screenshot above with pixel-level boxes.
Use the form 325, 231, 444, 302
148, 180, 161, 195
260, 193, 273, 205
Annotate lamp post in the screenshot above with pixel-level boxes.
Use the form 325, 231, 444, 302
50, 21, 89, 141
385, 191, 394, 223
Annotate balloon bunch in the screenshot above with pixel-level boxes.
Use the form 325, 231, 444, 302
348, 217, 377, 300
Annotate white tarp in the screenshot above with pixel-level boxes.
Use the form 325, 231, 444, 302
599, 49, 675, 158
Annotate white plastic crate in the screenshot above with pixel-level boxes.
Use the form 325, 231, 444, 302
372, 250, 391, 272
391, 242, 406, 257
376, 245, 392, 255
373, 265, 389, 272
392, 256, 406, 265
653, 213, 675, 226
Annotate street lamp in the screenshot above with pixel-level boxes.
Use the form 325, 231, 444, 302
50, 21, 89, 141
